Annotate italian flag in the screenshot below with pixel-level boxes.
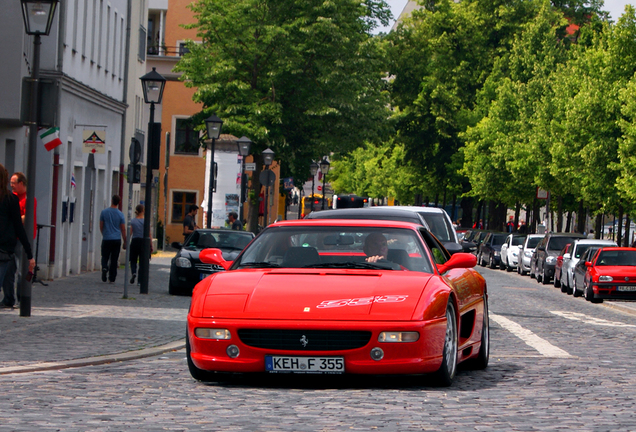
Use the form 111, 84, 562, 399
39, 127, 63, 151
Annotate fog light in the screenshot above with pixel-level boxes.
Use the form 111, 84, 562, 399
378, 331, 419, 342
195, 328, 231, 340
226, 345, 240, 358
370, 347, 384, 361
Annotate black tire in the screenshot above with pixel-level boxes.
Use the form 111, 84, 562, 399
431, 301, 458, 387
478, 253, 485, 267
519, 265, 526, 276
169, 281, 182, 296
541, 267, 550, 285
572, 279, 582, 297
489, 255, 496, 269
560, 281, 569, 293
554, 274, 561, 288
466, 296, 489, 370
535, 266, 542, 283
506, 263, 513, 272
584, 283, 603, 304
186, 331, 216, 382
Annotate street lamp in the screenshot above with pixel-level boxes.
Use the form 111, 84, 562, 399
262, 148, 275, 227
236, 136, 252, 225
319, 158, 330, 210
139, 67, 166, 294
204, 114, 223, 229
309, 162, 318, 215
19, 0, 59, 317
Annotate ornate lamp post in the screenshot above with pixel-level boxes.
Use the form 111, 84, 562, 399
262, 148, 275, 227
319, 158, 330, 210
236, 136, 252, 225
19, 0, 59, 317
139, 67, 166, 294
204, 115, 223, 228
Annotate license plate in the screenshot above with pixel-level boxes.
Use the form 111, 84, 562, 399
617, 285, 636, 291
265, 356, 345, 374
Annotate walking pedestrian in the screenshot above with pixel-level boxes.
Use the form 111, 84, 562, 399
2, 172, 37, 307
228, 211, 242, 231
99, 195, 126, 283
183, 204, 199, 242
128, 204, 148, 285
0, 164, 35, 309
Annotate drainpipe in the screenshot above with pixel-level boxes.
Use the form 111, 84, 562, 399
119, 0, 133, 211
48, 153, 60, 277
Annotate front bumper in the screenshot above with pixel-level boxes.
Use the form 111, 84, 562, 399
591, 283, 636, 300
170, 265, 222, 291
187, 317, 452, 375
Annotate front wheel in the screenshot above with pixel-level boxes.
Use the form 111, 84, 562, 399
541, 268, 550, 285
572, 279, 582, 297
431, 301, 458, 387
489, 255, 496, 269
584, 283, 603, 304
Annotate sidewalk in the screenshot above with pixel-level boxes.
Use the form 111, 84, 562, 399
0, 253, 190, 375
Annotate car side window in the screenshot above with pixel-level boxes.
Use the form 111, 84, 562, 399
419, 228, 449, 265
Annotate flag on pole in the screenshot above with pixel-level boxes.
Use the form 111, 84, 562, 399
39, 127, 63, 151
71, 173, 76, 189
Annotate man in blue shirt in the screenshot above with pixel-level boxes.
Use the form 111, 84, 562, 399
99, 195, 127, 283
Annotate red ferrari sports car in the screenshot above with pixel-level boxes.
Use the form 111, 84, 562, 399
580, 247, 636, 303
186, 219, 489, 386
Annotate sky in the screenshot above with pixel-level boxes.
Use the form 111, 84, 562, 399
375, 0, 635, 34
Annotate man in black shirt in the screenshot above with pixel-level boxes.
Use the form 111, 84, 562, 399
183, 205, 199, 242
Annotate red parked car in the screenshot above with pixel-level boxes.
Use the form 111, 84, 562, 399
580, 247, 636, 303
186, 219, 489, 386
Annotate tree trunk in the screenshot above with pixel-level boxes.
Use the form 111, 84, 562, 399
617, 206, 624, 246
594, 213, 603, 239
556, 195, 563, 232
577, 201, 585, 234
565, 210, 572, 232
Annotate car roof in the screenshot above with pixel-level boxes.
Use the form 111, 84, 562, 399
390, 206, 448, 214
547, 233, 586, 238
596, 246, 636, 252
304, 208, 427, 225
194, 228, 254, 236
272, 218, 424, 230
573, 239, 617, 245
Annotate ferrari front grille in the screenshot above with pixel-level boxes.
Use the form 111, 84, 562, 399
237, 329, 372, 351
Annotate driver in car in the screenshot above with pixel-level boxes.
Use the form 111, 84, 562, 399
364, 233, 389, 263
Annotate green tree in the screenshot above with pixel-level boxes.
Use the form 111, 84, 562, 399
175, 0, 392, 231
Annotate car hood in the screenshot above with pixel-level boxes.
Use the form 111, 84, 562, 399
193, 270, 435, 321
593, 266, 636, 280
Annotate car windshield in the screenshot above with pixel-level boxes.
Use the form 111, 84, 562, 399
596, 250, 636, 266
492, 234, 507, 246
184, 231, 253, 250
417, 212, 453, 242
526, 237, 541, 248
234, 226, 434, 273
574, 244, 594, 259
512, 236, 526, 246
549, 237, 576, 251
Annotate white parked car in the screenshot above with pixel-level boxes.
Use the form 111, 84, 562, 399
518, 234, 544, 276
500, 234, 527, 271
559, 239, 617, 294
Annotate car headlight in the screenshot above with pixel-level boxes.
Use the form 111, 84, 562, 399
494, 251, 500, 257
195, 328, 232, 339
512, 252, 518, 257
524, 251, 533, 258
176, 257, 192, 268
546, 256, 556, 264
378, 331, 419, 342
599, 275, 613, 282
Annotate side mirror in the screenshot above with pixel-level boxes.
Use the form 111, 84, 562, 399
199, 248, 233, 270
585, 261, 592, 267
437, 252, 477, 274
171, 241, 183, 249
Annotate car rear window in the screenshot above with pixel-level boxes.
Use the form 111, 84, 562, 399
549, 237, 579, 251
417, 213, 453, 242
526, 237, 541, 248
512, 236, 526, 246
492, 234, 507, 245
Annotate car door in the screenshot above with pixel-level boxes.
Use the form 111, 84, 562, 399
501, 235, 511, 266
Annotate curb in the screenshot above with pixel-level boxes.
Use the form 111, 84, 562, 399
603, 301, 636, 316
0, 340, 185, 375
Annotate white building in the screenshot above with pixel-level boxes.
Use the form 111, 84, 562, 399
0, 0, 149, 279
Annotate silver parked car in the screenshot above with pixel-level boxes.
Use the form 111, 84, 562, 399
559, 239, 617, 294
500, 233, 526, 271
517, 234, 544, 276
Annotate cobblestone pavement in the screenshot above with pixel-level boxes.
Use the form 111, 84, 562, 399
0, 253, 190, 372
2, 262, 636, 430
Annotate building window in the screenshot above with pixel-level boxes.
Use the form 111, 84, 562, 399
172, 192, 197, 223
138, 25, 147, 62
178, 42, 190, 56
174, 118, 200, 155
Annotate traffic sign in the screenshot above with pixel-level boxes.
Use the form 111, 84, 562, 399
259, 169, 276, 187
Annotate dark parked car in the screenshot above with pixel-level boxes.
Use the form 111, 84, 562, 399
477, 232, 508, 268
531, 232, 586, 285
169, 229, 255, 295
460, 229, 485, 254
571, 246, 603, 298
305, 207, 463, 254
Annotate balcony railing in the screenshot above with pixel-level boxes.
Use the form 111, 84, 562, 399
147, 44, 190, 57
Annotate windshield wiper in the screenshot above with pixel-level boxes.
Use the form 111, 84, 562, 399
305, 262, 394, 270
238, 262, 282, 268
